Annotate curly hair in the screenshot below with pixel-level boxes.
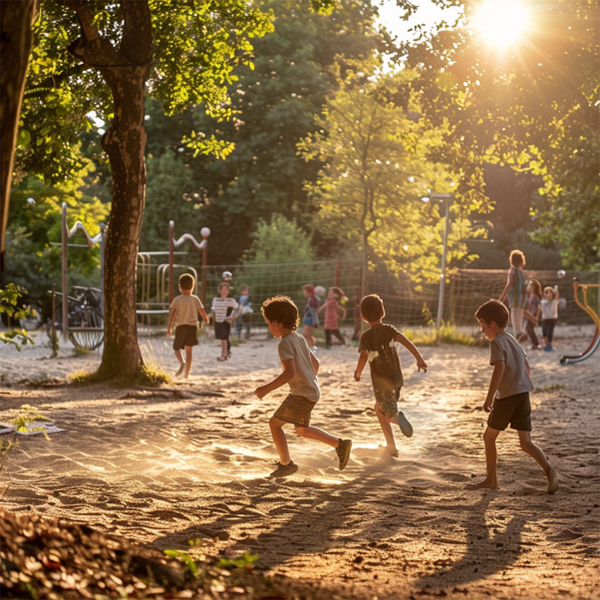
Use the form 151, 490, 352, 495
509, 249, 526, 267
261, 296, 300, 330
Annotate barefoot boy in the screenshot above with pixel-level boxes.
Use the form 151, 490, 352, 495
255, 296, 352, 478
469, 299, 558, 494
167, 274, 209, 379
354, 294, 428, 457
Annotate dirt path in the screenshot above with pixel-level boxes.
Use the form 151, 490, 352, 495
1, 331, 599, 599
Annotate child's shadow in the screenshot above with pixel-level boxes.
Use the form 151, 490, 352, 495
416, 494, 528, 590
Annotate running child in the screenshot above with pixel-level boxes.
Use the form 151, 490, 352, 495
518, 279, 542, 349
541, 285, 560, 351
167, 274, 209, 378
354, 294, 428, 457
499, 249, 527, 338
318, 286, 347, 348
469, 299, 558, 494
302, 284, 320, 350
211, 282, 238, 361
234, 285, 253, 340
254, 295, 352, 478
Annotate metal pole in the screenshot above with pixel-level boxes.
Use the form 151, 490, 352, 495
169, 220, 175, 305
202, 241, 208, 306
436, 199, 450, 329
334, 261, 341, 288
61, 202, 68, 341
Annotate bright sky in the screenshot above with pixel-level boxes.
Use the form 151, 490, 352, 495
376, 0, 463, 42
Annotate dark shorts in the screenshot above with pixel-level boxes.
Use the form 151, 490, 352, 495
374, 387, 401, 418
488, 391, 532, 432
214, 321, 231, 340
273, 394, 316, 427
303, 316, 317, 328
173, 324, 198, 350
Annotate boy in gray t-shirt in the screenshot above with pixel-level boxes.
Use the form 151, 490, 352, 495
468, 300, 559, 494
254, 296, 352, 478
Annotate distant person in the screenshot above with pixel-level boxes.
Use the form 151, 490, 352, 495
468, 300, 558, 494
234, 285, 253, 340
541, 285, 560, 351
211, 282, 238, 361
167, 273, 209, 379
519, 279, 542, 349
499, 249, 527, 338
302, 284, 320, 351
354, 294, 428, 458
254, 296, 352, 478
318, 286, 347, 348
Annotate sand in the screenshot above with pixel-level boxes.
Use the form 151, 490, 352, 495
0, 325, 599, 599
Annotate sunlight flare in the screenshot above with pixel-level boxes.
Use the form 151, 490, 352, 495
472, 0, 528, 47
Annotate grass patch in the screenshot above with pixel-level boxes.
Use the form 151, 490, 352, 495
534, 384, 564, 393
404, 323, 475, 347
69, 370, 102, 385
138, 364, 170, 386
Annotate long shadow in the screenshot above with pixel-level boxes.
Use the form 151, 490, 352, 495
415, 494, 528, 589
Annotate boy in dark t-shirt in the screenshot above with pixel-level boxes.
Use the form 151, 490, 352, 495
354, 294, 428, 457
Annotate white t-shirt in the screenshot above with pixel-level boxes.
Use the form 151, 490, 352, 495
541, 298, 558, 320
489, 332, 534, 399
170, 294, 203, 326
278, 331, 320, 402
211, 297, 239, 323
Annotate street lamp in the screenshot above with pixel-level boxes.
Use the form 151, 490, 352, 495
421, 192, 454, 329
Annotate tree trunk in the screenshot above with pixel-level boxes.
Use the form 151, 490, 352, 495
0, 0, 38, 280
96, 67, 147, 379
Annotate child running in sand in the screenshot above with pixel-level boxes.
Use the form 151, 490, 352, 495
354, 294, 428, 457
167, 274, 209, 378
469, 299, 558, 494
254, 296, 352, 478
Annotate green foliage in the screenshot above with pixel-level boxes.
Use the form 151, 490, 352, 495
163, 550, 198, 578
138, 364, 170, 387
0, 284, 35, 350
243, 214, 315, 265
217, 553, 259, 570
403, 323, 474, 346
11, 405, 50, 433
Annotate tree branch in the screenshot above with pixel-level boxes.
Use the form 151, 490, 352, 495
120, 0, 153, 65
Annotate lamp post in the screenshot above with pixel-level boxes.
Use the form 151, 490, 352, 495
422, 192, 454, 329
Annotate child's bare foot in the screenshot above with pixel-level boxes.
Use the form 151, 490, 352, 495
547, 467, 559, 494
175, 362, 185, 377
467, 478, 498, 490
386, 446, 399, 458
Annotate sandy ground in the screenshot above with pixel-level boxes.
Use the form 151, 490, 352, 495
0, 325, 599, 599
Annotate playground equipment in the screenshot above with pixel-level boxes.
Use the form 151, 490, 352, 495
560, 278, 600, 365
55, 202, 105, 348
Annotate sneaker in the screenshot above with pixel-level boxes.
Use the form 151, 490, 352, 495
336, 438, 352, 471
397, 411, 413, 438
269, 460, 298, 478
175, 362, 185, 377
544, 345, 554, 352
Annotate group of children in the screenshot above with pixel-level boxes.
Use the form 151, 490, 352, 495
167, 271, 559, 493
499, 249, 561, 351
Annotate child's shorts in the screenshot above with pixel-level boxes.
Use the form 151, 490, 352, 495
273, 394, 316, 427
214, 321, 231, 340
374, 387, 401, 418
174, 324, 198, 350
303, 315, 317, 328
488, 391, 532, 432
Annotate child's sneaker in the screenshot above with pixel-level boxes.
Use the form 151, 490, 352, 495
397, 411, 413, 438
175, 362, 185, 377
269, 460, 298, 478
544, 345, 554, 352
336, 438, 352, 470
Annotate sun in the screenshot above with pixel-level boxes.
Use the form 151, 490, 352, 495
472, 0, 529, 47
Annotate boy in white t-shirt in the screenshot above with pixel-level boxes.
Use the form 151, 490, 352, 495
541, 285, 560, 351
167, 274, 209, 379
254, 296, 352, 478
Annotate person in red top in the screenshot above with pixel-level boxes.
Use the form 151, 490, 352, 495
318, 286, 347, 348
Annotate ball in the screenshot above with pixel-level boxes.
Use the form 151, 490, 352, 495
314, 285, 326, 297
557, 269, 566, 279
222, 270, 232, 281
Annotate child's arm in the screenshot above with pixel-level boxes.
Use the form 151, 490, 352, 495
396, 333, 428, 372
198, 307, 209, 324
167, 309, 176, 336
310, 351, 320, 375
355, 350, 369, 381
499, 271, 514, 303
317, 301, 326, 314
255, 359, 296, 399
554, 285, 560, 300
484, 360, 505, 412
338, 302, 347, 321
523, 309, 537, 324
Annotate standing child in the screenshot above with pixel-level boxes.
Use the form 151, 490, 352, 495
167, 273, 209, 378
302, 284, 319, 350
541, 285, 560, 351
519, 279, 542, 349
354, 294, 428, 457
318, 286, 347, 348
211, 282, 239, 361
499, 249, 527, 338
254, 296, 352, 478
469, 299, 558, 494
234, 285, 253, 340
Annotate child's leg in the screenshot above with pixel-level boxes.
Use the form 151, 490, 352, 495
547, 321, 556, 344
517, 430, 559, 493
526, 320, 540, 347
304, 325, 315, 347
183, 346, 193, 378
295, 424, 339, 448
325, 329, 332, 348
174, 349, 184, 365
511, 308, 524, 336
375, 403, 398, 456
333, 329, 345, 345
468, 426, 500, 489
220, 339, 228, 358
269, 416, 291, 465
